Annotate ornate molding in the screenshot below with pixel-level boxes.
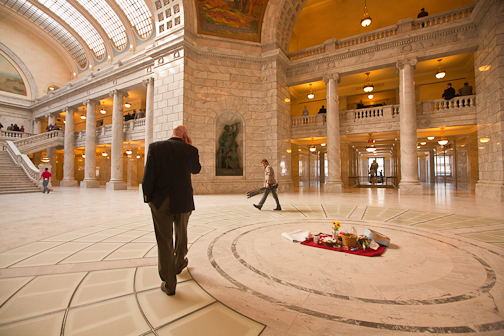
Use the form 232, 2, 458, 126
323, 73, 341, 84
109, 89, 128, 98
142, 77, 154, 87
396, 57, 418, 71
83, 98, 99, 106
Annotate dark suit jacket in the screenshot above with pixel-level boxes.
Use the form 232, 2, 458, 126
142, 137, 201, 213
442, 87, 455, 100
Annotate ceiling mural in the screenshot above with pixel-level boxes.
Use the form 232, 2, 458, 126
0, 54, 26, 96
196, 0, 268, 42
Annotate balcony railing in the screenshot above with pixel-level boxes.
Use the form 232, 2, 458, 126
287, 5, 474, 61
0, 130, 35, 139
6, 141, 40, 183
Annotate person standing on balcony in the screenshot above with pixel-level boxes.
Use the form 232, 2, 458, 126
318, 105, 327, 114
39, 168, 52, 194
442, 83, 456, 100
417, 8, 428, 18
302, 106, 309, 116
20, 125, 24, 132
458, 82, 473, 96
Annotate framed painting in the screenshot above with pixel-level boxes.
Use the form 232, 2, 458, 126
0, 54, 27, 96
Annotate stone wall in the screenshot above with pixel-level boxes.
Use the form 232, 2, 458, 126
474, 0, 504, 200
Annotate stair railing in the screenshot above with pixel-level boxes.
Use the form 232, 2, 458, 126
6, 141, 40, 184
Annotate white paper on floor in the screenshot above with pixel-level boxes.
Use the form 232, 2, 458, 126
281, 229, 311, 242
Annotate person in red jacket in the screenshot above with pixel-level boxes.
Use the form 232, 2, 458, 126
39, 168, 52, 193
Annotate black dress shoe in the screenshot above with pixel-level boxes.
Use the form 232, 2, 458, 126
176, 258, 188, 274
273, 207, 282, 211
253, 204, 262, 210
161, 282, 175, 296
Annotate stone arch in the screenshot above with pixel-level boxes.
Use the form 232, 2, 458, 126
261, 0, 309, 53
0, 42, 39, 99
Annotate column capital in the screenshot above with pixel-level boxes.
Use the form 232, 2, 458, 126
142, 77, 154, 87
395, 57, 418, 72
83, 98, 99, 106
323, 73, 341, 84
109, 89, 128, 98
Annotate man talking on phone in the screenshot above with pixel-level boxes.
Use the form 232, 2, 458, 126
142, 125, 201, 296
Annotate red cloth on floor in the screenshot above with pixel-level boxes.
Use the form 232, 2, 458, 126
301, 236, 386, 257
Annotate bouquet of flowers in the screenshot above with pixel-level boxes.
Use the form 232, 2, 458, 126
332, 221, 341, 231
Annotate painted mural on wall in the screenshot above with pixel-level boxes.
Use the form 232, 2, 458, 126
196, 0, 268, 42
0, 54, 27, 96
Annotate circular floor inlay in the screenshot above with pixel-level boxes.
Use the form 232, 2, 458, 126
189, 218, 504, 334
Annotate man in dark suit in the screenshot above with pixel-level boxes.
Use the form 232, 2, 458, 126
142, 125, 201, 296
442, 83, 456, 100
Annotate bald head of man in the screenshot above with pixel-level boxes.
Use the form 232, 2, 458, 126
173, 125, 192, 145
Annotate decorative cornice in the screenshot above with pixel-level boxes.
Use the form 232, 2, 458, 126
323, 73, 341, 84
109, 89, 128, 98
287, 23, 477, 74
395, 57, 418, 71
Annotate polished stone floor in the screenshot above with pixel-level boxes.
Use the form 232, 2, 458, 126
0, 184, 503, 335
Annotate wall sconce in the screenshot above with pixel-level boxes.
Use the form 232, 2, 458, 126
360, 0, 372, 27
307, 84, 314, 99
286, 149, 292, 153
479, 137, 490, 143
435, 59, 446, 79
363, 72, 374, 92
124, 102, 131, 108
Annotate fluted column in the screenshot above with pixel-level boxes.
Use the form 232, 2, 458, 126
61, 107, 77, 187
143, 77, 154, 162
46, 114, 57, 181
323, 73, 344, 192
81, 99, 100, 188
428, 149, 435, 183
106, 89, 128, 190
396, 58, 422, 194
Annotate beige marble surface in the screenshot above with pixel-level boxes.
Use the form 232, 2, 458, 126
0, 184, 503, 335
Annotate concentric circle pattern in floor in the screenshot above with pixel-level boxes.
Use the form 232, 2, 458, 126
0, 187, 503, 335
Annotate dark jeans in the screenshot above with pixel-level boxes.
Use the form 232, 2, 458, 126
258, 185, 281, 208
149, 196, 191, 292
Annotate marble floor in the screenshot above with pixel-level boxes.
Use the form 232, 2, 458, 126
0, 184, 503, 335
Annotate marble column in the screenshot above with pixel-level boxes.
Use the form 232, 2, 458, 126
143, 77, 154, 162
323, 73, 344, 192
106, 89, 127, 190
61, 107, 77, 187
46, 114, 57, 181
127, 148, 138, 187
81, 99, 100, 188
319, 151, 325, 185
33, 120, 41, 134
428, 149, 435, 183
396, 58, 422, 195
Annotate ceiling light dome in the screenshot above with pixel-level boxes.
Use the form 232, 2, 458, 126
360, 0, 372, 27
307, 84, 314, 99
435, 59, 446, 79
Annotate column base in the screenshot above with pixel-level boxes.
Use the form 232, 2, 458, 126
398, 182, 423, 195
475, 181, 504, 201
324, 181, 344, 193
106, 181, 127, 190
60, 179, 78, 187
81, 180, 100, 188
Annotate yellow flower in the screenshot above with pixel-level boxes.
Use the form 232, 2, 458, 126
332, 221, 341, 230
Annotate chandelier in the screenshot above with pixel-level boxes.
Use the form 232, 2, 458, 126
438, 127, 448, 146
307, 84, 314, 99
360, 0, 372, 27
435, 59, 446, 79
363, 72, 374, 92
366, 133, 376, 152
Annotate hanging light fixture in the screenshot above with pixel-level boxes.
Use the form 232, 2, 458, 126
100, 105, 106, 114
438, 127, 449, 146
360, 0, 372, 27
368, 94, 374, 99
125, 142, 132, 155
124, 102, 131, 108
363, 72, 374, 92
435, 59, 446, 79
80, 115, 86, 120
309, 138, 317, 152
427, 136, 435, 140
420, 141, 426, 145
307, 84, 315, 99
366, 133, 377, 152
479, 137, 490, 143
101, 151, 108, 157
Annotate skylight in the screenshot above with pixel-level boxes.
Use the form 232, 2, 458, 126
38, 0, 106, 60
115, 0, 153, 39
76, 0, 128, 51
0, 0, 88, 69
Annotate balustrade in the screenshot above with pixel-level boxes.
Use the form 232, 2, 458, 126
6, 141, 40, 183
287, 5, 474, 61
0, 130, 35, 139
412, 5, 473, 30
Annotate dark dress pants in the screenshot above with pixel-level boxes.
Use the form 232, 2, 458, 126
149, 196, 191, 292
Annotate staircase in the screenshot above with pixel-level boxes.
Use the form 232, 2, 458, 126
0, 151, 41, 194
